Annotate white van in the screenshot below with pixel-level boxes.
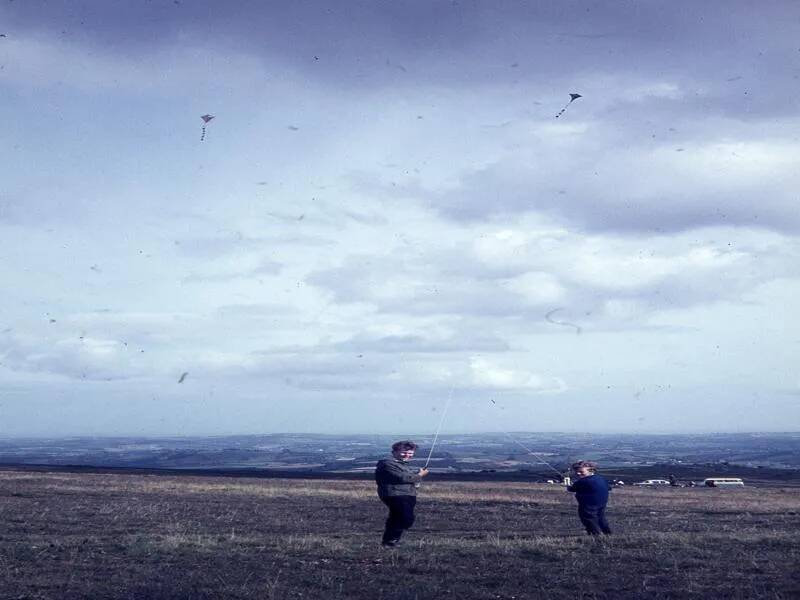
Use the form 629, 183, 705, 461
703, 477, 744, 487
633, 479, 671, 487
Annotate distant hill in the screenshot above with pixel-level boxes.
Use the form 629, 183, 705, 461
1, 432, 799, 473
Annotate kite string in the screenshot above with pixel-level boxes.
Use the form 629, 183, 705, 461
488, 399, 565, 476
499, 429, 565, 477
424, 383, 455, 469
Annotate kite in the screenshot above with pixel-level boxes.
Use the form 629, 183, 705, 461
178, 371, 189, 383
200, 114, 215, 141
555, 93, 582, 119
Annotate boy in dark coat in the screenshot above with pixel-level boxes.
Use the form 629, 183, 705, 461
567, 460, 612, 535
375, 440, 429, 547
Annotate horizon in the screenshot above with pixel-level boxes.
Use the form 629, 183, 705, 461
1, 430, 798, 441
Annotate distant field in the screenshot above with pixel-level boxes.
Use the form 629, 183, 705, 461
1, 470, 798, 599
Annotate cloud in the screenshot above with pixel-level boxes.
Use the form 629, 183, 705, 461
333, 331, 510, 354
389, 128, 800, 234
469, 356, 566, 392
0, 35, 265, 95
0, 332, 144, 381
307, 220, 800, 331
4, 1, 798, 97
182, 256, 282, 283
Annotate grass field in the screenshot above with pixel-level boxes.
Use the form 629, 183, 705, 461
1, 469, 798, 599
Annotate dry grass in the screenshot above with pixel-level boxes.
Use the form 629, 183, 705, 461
1, 470, 798, 599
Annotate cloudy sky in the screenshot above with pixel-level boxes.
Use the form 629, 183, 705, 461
1, 1, 798, 436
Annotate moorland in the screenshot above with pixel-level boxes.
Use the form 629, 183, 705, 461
1, 468, 798, 599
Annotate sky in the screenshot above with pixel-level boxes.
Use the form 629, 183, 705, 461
1, 0, 799, 437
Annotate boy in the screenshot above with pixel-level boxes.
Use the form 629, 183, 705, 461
374, 440, 429, 547
567, 460, 612, 535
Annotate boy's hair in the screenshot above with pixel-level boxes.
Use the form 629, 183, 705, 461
391, 440, 418, 452
571, 460, 597, 472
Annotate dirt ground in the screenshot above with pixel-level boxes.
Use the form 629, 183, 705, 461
1, 470, 798, 599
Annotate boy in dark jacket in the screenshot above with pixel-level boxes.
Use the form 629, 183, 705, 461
567, 460, 612, 535
375, 440, 429, 547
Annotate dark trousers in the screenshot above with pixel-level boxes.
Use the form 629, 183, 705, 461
380, 495, 416, 543
578, 504, 612, 535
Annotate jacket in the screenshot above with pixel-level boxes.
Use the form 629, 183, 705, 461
375, 456, 422, 497
567, 474, 611, 507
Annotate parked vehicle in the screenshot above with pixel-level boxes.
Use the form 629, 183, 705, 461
633, 479, 671, 487
703, 477, 744, 487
